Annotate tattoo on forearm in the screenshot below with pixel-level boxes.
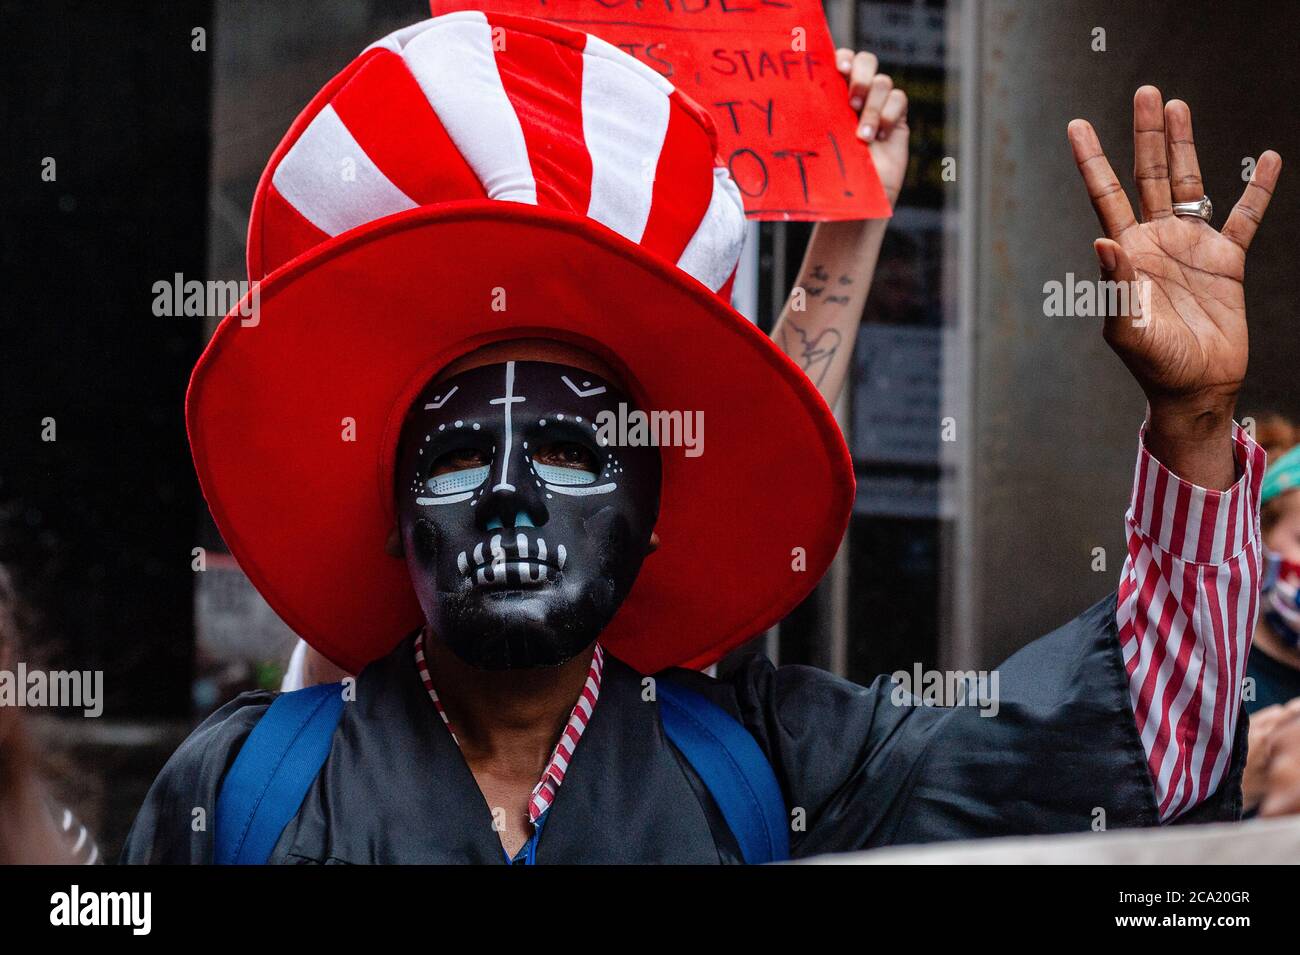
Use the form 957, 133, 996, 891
780, 318, 841, 387
827, 272, 853, 306
804, 264, 854, 305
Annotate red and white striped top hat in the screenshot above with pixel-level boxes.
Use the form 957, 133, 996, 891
188, 12, 854, 674
250, 11, 746, 296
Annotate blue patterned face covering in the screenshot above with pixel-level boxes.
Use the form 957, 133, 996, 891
1262, 547, 1300, 649
395, 360, 661, 670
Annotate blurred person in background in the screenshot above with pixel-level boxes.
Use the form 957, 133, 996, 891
1241, 424, 1300, 816
1248, 440, 1300, 712
0, 566, 99, 864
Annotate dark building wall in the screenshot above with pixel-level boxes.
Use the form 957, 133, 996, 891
1, 0, 214, 716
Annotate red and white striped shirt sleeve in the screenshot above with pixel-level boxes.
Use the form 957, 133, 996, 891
1117, 422, 1265, 821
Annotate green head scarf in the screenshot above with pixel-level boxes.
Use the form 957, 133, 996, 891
1263, 444, 1300, 505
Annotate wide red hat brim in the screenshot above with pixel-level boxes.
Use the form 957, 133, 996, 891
188, 202, 854, 674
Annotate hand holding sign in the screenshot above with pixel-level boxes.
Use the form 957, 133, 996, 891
762, 47, 908, 408
836, 48, 908, 207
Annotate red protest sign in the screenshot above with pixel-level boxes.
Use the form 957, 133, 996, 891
428, 0, 891, 221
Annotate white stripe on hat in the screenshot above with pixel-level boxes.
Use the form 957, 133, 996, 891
582, 32, 675, 95
582, 34, 670, 243
677, 168, 747, 292
398, 12, 537, 205
271, 104, 417, 236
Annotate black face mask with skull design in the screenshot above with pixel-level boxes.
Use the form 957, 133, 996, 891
395, 360, 662, 670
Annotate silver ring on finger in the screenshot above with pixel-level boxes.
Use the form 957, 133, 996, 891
1172, 195, 1213, 223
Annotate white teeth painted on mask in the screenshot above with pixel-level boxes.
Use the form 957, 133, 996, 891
537, 538, 547, 562
476, 567, 491, 585
516, 532, 528, 559
557, 544, 567, 569
490, 534, 505, 572
473, 542, 484, 565
457, 551, 468, 575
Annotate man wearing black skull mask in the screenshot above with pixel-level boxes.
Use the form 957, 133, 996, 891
395, 348, 662, 673
124, 14, 1278, 864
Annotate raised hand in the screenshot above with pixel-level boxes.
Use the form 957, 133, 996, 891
1068, 86, 1281, 487
836, 49, 909, 206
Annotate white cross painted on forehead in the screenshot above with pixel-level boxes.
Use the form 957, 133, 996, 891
489, 361, 526, 493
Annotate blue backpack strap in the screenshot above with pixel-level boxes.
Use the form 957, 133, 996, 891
214, 682, 345, 865
657, 677, 790, 864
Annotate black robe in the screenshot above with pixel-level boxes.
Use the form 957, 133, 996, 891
121, 593, 1247, 863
